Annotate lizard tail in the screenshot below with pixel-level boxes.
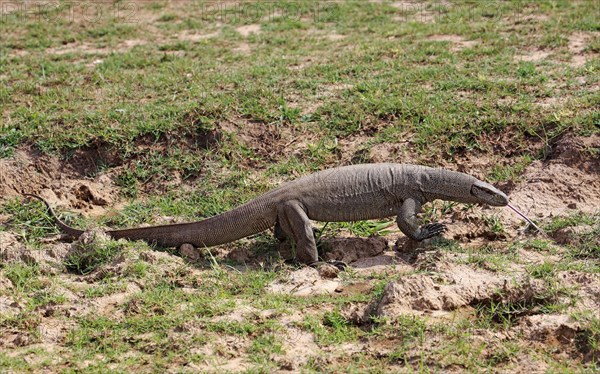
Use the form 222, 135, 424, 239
23, 194, 85, 238
23, 193, 277, 248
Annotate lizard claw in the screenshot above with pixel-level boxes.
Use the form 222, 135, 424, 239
419, 223, 446, 240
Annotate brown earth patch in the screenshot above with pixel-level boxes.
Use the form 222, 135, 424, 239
427, 34, 478, 51
567, 31, 597, 67
177, 31, 220, 42
236, 24, 261, 37
267, 267, 341, 296
326, 32, 346, 41
321, 236, 388, 264
372, 264, 547, 318
220, 119, 288, 166
232, 42, 252, 54
535, 95, 562, 108
0, 148, 119, 216
45, 39, 148, 57
288, 56, 315, 71
442, 133, 598, 238
500, 134, 600, 227
514, 49, 550, 62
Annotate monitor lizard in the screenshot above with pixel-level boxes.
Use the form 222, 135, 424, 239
25, 163, 508, 265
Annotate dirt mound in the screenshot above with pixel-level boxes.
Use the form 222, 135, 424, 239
517, 314, 600, 363
518, 314, 580, 345
501, 134, 600, 226
372, 263, 547, 318
0, 148, 118, 216
0, 231, 69, 274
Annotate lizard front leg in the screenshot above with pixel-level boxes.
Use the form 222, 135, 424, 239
276, 200, 318, 264
397, 198, 446, 241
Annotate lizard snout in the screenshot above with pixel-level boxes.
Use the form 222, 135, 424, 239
471, 181, 508, 206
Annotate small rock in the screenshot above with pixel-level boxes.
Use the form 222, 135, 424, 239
317, 263, 340, 279
180, 243, 200, 261
74, 183, 111, 206
278, 358, 295, 371
342, 303, 374, 325
227, 247, 250, 263
394, 237, 434, 252
76, 229, 112, 246
321, 236, 388, 264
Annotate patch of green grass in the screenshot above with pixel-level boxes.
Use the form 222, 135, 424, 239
527, 262, 555, 280
301, 310, 360, 346
485, 341, 521, 367
324, 220, 395, 238
249, 333, 283, 366
544, 212, 598, 232
482, 214, 506, 235
462, 251, 513, 272
431, 237, 462, 252
519, 238, 554, 252
28, 289, 67, 310
373, 315, 427, 365
124, 260, 150, 279
545, 212, 600, 259
474, 281, 568, 329
0, 352, 29, 371
64, 235, 127, 275
572, 312, 600, 360
448, 243, 517, 272
0, 128, 23, 158
488, 154, 533, 182
1, 197, 64, 245
4, 263, 42, 293
431, 321, 488, 370
83, 279, 128, 298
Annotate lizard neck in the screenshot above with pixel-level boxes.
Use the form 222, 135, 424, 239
418, 167, 479, 204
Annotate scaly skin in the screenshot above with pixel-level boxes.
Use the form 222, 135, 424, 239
26, 163, 508, 264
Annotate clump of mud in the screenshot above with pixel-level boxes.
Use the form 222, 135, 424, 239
0, 231, 69, 274
321, 236, 388, 263
0, 148, 117, 216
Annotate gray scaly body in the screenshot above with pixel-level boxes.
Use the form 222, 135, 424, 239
28, 163, 508, 264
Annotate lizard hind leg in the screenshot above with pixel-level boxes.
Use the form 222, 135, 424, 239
274, 221, 320, 242
273, 221, 288, 242
276, 200, 318, 264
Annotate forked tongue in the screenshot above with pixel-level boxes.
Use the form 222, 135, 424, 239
507, 203, 548, 238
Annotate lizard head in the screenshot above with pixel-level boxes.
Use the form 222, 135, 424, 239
470, 180, 508, 206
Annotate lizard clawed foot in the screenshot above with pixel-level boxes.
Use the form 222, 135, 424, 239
418, 223, 446, 240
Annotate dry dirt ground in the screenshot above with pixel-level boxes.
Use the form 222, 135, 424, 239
1, 133, 598, 372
